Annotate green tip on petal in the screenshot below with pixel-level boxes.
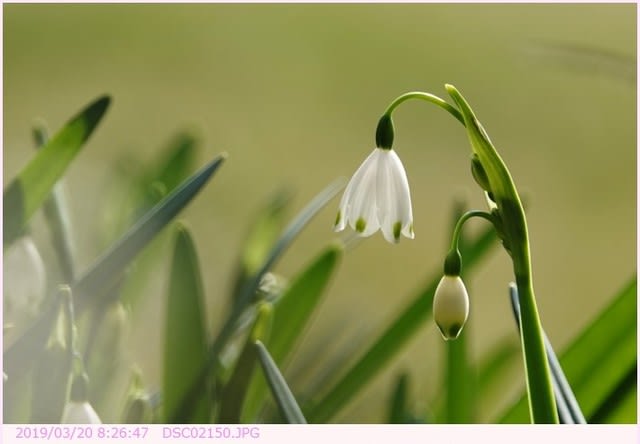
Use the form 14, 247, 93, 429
355, 218, 367, 233
334, 211, 341, 227
393, 221, 402, 241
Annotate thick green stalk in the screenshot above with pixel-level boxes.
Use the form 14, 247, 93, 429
444, 84, 558, 423
381, 85, 558, 423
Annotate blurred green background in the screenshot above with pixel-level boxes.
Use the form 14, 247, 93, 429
4, 4, 636, 422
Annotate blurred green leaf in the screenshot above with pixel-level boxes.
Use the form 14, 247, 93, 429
163, 223, 211, 423
4, 95, 111, 248
118, 134, 199, 310
509, 283, 584, 424
4, 154, 226, 383
589, 364, 636, 423
33, 124, 77, 283
255, 340, 307, 424
231, 188, 292, 300
73, 153, 227, 314
219, 302, 273, 423
443, 331, 473, 423
242, 243, 343, 421
499, 276, 636, 423
475, 340, 519, 402
3, 289, 63, 381
388, 373, 409, 423
266, 243, 343, 368
387, 373, 423, 423
591, 372, 636, 424
305, 224, 497, 423
169, 179, 343, 423
147, 132, 198, 195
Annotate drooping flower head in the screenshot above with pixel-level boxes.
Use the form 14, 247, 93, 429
334, 113, 414, 244
334, 146, 414, 243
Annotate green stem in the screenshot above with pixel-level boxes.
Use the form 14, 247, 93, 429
383, 92, 465, 125
449, 210, 495, 252
384, 85, 558, 423
444, 85, 558, 423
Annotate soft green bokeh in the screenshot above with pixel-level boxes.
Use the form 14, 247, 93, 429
4, 4, 635, 422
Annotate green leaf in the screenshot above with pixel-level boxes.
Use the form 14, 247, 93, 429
73, 153, 227, 314
4, 154, 226, 377
305, 224, 497, 423
255, 340, 307, 424
508, 283, 585, 424
168, 179, 343, 423
475, 339, 519, 405
163, 224, 211, 423
242, 244, 343, 421
117, 134, 199, 310
148, 132, 198, 195
387, 373, 423, 423
218, 302, 273, 423
499, 276, 636, 423
4, 95, 111, 248
33, 124, 77, 283
229, 188, 292, 303
3, 289, 63, 380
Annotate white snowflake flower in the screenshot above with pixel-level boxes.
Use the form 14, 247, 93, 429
334, 147, 414, 243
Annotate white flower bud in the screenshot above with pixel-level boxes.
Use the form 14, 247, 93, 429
61, 372, 102, 424
61, 401, 102, 424
433, 275, 469, 340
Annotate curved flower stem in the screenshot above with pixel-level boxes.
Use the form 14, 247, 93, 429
444, 84, 558, 424
449, 210, 496, 253
383, 86, 558, 423
383, 92, 465, 125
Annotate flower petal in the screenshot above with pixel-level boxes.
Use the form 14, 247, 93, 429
347, 149, 382, 237
387, 150, 414, 238
376, 149, 413, 242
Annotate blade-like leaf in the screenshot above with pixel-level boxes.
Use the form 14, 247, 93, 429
168, 179, 343, 423
219, 179, 344, 350
255, 340, 307, 424
387, 373, 423, 423
73, 153, 227, 314
230, 188, 292, 301
4, 95, 111, 247
242, 243, 343, 421
4, 154, 226, 375
218, 302, 273, 423
33, 124, 76, 283
499, 276, 636, 423
148, 132, 198, 194
509, 283, 584, 424
117, 133, 199, 310
266, 243, 343, 367
305, 224, 497, 423
163, 223, 211, 423
475, 339, 519, 409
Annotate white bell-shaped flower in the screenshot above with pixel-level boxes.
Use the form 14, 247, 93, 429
433, 275, 469, 340
334, 147, 414, 243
